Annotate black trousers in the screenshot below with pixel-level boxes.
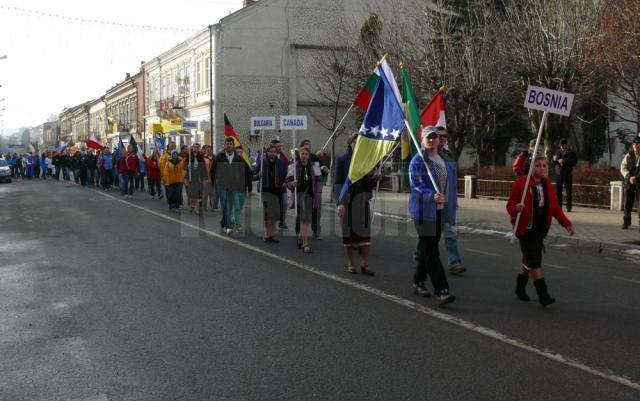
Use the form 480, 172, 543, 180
126, 171, 135, 195
624, 184, 638, 225
413, 211, 450, 295
556, 174, 573, 210
148, 178, 162, 196
101, 169, 113, 189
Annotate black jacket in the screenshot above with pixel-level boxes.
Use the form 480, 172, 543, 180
553, 148, 577, 176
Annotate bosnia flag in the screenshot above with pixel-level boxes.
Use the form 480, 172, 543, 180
339, 60, 405, 202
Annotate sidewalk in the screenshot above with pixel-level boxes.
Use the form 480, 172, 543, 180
322, 190, 640, 254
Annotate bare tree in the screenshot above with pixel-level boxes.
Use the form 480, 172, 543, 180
497, 0, 606, 149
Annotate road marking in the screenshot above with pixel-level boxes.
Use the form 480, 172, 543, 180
465, 248, 501, 257
547, 264, 570, 270
90, 188, 640, 393
613, 276, 640, 285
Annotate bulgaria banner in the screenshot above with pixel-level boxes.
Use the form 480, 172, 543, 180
224, 114, 252, 167
420, 86, 446, 133
352, 55, 402, 112
87, 135, 103, 150
339, 59, 405, 201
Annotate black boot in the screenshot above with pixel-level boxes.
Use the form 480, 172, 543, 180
534, 278, 555, 307
515, 274, 530, 302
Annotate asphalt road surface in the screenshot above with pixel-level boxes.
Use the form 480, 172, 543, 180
1, 179, 639, 401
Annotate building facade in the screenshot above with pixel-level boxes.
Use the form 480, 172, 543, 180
105, 72, 143, 148
42, 121, 60, 148
143, 29, 211, 149
88, 97, 107, 145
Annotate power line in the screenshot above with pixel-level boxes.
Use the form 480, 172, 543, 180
0, 5, 198, 32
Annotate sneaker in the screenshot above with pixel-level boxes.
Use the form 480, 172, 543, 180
225, 228, 233, 236
449, 263, 467, 275
158, 194, 164, 200
313, 234, 324, 240
279, 222, 288, 230
175, 207, 182, 213
622, 223, 630, 229
413, 282, 431, 298
234, 224, 244, 233
437, 290, 456, 306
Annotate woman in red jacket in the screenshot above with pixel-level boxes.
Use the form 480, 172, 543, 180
144, 152, 163, 200
506, 156, 574, 306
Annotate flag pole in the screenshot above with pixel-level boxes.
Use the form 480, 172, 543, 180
371, 140, 400, 225
259, 130, 264, 205
321, 103, 354, 151
509, 111, 548, 243
404, 120, 440, 193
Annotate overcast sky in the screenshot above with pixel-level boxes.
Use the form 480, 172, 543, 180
0, 0, 241, 134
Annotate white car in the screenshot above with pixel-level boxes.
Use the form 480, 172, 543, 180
0, 158, 11, 183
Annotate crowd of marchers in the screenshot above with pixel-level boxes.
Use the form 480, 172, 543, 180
2, 126, 582, 308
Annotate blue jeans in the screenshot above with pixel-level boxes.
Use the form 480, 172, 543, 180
88, 168, 97, 185
218, 190, 235, 229
232, 192, 246, 227
415, 222, 462, 267
443, 222, 462, 267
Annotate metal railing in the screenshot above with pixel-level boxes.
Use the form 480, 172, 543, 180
476, 179, 513, 200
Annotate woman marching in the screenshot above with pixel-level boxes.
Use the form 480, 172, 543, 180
287, 147, 321, 253
506, 155, 574, 306
335, 133, 381, 275
409, 127, 457, 305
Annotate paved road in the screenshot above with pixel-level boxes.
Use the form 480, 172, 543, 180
1, 179, 639, 401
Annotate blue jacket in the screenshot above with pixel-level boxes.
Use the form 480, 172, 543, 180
408, 151, 457, 224
101, 154, 114, 170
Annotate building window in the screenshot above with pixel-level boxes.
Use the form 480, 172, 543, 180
196, 60, 202, 92
204, 57, 210, 91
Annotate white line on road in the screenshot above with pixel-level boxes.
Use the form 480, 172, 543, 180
91, 189, 640, 393
465, 248, 501, 257
546, 264, 570, 270
613, 276, 640, 285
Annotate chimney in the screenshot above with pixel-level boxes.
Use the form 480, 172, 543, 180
126, 73, 131, 80
243, 0, 258, 7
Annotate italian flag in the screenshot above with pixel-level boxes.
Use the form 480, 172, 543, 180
87, 134, 103, 150
352, 56, 402, 111
224, 114, 252, 167
129, 134, 145, 160
421, 86, 446, 131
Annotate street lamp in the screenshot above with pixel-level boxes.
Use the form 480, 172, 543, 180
0, 55, 7, 60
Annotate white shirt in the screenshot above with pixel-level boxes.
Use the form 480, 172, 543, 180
225, 152, 235, 164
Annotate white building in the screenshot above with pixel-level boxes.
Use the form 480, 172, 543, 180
143, 0, 396, 156
143, 30, 211, 150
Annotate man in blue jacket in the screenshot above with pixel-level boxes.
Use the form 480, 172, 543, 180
409, 126, 456, 306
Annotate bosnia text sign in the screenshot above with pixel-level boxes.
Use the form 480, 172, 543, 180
279, 115, 307, 130
182, 120, 198, 130
524, 86, 574, 117
251, 116, 276, 131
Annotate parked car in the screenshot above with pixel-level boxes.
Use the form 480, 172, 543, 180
0, 158, 11, 183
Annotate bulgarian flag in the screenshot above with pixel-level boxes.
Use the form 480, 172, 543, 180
400, 66, 421, 180
87, 134, 103, 150
352, 55, 402, 111
420, 86, 446, 132
224, 114, 252, 167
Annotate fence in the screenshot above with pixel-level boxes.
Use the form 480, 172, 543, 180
382, 174, 615, 210
474, 179, 611, 209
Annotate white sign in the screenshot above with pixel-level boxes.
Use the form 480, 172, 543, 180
280, 115, 307, 130
524, 85, 574, 117
182, 120, 198, 130
251, 116, 276, 131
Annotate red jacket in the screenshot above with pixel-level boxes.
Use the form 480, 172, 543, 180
144, 155, 161, 180
506, 176, 572, 237
124, 153, 139, 172
117, 156, 127, 175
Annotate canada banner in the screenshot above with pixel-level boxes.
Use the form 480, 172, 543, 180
87, 134, 103, 150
